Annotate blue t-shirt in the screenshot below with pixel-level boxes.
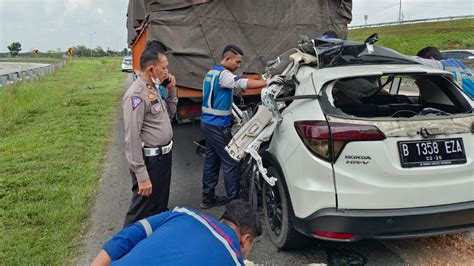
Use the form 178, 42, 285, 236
103, 207, 244, 266
441, 59, 474, 99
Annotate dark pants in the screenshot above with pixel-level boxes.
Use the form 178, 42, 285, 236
201, 122, 239, 200
123, 152, 172, 227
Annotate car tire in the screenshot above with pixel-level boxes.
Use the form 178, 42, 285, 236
263, 165, 309, 250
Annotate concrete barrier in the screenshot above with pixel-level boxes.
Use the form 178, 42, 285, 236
26, 70, 36, 80
35, 68, 41, 75
33, 67, 43, 77
8, 73, 18, 82
18, 71, 27, 80
1, 60, 65, 88
0, 75, 7, 87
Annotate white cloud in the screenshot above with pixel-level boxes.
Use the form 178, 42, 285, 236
65, 0, 91, 13
95, 8, 104, 16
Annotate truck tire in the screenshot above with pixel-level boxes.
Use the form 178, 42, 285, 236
237, 155, 259, 212
263, 165, 309, 250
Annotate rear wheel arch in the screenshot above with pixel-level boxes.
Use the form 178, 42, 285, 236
261, 151, 293, 205
261, 151, 311, 249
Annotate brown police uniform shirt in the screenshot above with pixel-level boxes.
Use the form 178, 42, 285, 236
122, 76, 178, 182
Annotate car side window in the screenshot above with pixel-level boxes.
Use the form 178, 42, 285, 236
398, 77, 420, 97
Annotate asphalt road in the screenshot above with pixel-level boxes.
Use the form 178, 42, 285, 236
0, 62, 49, 75
76, 75, 473, 265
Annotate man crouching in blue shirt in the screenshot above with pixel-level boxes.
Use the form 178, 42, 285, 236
91, 200, 261, 265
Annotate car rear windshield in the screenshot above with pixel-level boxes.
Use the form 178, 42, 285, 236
320, 74, 472, 118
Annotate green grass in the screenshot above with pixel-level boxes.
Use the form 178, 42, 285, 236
0, 58, 125, 264
349, 19, 474, 55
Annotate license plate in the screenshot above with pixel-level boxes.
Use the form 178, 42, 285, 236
398, 138, 466, 168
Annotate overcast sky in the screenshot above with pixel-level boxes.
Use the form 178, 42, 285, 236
0, 0, 128, 53
351, 0, 473, 26
0, 0, 472, 53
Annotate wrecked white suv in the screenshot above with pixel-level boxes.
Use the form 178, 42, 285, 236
227, 37, 474, 249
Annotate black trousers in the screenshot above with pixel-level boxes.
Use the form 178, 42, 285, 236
201, 123, 239, 200
123, 152, 172, 227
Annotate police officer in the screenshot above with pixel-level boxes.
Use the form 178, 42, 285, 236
200, 45, 281, 209
122, 41, 178, 226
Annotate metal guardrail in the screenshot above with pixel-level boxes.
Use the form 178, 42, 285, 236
0, 61, 66, 88
349, 15, 474, 29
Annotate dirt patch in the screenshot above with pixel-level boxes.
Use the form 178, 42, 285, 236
384, 233, 474, 265
421, 234, 474, 265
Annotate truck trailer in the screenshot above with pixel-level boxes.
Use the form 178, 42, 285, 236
126, 0, 353, 122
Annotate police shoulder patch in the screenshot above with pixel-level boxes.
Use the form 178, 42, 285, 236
131, 96, 143, 110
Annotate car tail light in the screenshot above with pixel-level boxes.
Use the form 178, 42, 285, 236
313, 231, 356, 240
294, 120, 385, 162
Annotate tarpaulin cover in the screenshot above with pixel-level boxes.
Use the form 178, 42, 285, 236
127, 0, 352, 90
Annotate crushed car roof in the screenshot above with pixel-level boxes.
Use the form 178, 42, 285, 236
299, 38, 419, 68
295, 64, 454, 95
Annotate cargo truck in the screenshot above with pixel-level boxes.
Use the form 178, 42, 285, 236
126, 0, 353, 122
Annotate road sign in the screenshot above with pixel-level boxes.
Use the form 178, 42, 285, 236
67, 48, 73, 56
33, 49, 40, 56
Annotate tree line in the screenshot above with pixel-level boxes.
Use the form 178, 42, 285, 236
4, 42, 130, 58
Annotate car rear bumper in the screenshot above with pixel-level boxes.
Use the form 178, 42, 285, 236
293, 201, 474, 241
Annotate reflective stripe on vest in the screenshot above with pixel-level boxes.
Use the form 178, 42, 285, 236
173, 207, 241, 266
202, 106, 232, 116
138, 219, 153, 237
202, 67, 233, 116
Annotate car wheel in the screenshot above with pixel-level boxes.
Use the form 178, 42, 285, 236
263, 165, 309, 249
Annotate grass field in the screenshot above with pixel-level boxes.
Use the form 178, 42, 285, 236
0, 58, 125, 264
349, 19, 474, 55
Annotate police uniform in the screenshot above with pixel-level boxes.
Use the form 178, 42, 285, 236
103, 207, 245, 265
201, 65, 248, 201
122, 76, 178, 227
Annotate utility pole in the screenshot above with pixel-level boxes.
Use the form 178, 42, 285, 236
90, 32, 96, 59
398, 0, 402, 23
116, 37, 120, 52
364, 15, 368, 26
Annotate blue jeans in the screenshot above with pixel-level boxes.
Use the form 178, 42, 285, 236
201, 122, 239, 200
